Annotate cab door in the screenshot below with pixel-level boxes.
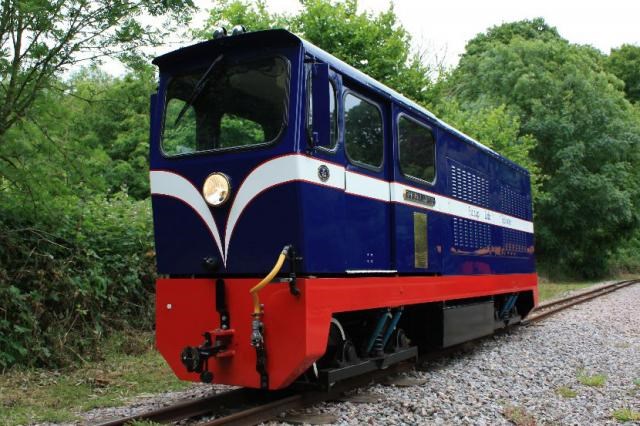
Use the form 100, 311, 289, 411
342, 85, 393, 272
391, 106, 442, 274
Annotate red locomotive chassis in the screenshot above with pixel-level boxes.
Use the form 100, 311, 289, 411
156, 274, 538, 390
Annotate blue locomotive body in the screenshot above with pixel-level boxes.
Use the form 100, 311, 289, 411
149, 29, 534, 278
150, 29, 538, 390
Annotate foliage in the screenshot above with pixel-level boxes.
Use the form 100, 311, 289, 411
0, 187, 155, 368
609, 230, 640, 274
463, 17, 564, 57
0, 332, 187, 425
66, 66, 156, 199
197, 0, 432, 103
0, 0, 195, 145
443, 18, 640, 277
605, 44, 640, 104
0, 65, 156, 200
0, 65, 159, 368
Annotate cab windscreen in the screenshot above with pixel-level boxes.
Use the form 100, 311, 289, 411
162, 56, 289, 156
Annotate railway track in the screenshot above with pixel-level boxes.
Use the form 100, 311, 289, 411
96, 362, 413, 426
95, 279, 638, 426
522, 279, 638, 324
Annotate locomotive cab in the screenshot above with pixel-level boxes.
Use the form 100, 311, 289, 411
150, 30, 311, 276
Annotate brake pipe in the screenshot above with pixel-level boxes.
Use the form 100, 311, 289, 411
249, 245, 291, 315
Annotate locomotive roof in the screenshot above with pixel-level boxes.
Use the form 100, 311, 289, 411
153, 29, 528, 175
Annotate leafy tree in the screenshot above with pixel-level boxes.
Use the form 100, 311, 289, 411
197, 0, 432, 103
0, 0, 195, 145
0, 66, 159, 367
445, 19, 640, 277
463, 17, 564, 57
66, 65, 157, 198
606, 44, 640, 104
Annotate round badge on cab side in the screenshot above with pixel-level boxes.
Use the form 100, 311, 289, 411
318, 165, 330, 182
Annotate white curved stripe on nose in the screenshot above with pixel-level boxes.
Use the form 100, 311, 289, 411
150, 170, 225, 262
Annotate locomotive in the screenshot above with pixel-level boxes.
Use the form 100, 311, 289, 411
149, 27, 537, 390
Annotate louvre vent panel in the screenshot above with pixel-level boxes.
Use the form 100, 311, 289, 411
450, 164, 489, 208
502, 228, 529, 256
500, 185, 529, 220
452, 217, 491, 251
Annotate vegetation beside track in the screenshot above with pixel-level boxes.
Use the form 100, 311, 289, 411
0, 332, 188, 426
537, 281, 600, 301
537, 275, 640, 301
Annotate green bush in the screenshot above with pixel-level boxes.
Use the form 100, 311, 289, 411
0, 189, 155, 369
609, 231, 640, 275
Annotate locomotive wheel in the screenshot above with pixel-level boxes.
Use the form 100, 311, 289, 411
315, 317, 360, 369
339, 339, 359, 366
386, 328, 410, 352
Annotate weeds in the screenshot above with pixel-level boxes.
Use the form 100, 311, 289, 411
577, 371, 607, 387
612, 408, 640, 422
503, 404, 536, 426
0, 332, 190, 426
556, 386, 577, 398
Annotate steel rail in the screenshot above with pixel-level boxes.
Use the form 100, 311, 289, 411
523, 279, 638, 324
93, 388, 293, 426
94, 362, 412, 426
94, 279, 639, 426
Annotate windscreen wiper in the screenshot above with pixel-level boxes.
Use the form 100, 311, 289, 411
174, 53, 224, 126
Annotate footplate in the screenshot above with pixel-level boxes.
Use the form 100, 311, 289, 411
318, 346, 418, 386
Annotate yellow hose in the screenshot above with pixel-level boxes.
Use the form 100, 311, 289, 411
250, 246, 290, 315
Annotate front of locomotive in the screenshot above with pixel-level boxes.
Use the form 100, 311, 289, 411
149, 29, 323, 389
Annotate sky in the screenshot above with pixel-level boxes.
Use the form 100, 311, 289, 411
105, 0, 640, 75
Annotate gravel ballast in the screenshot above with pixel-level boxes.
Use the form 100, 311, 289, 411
273, 284, 640, 425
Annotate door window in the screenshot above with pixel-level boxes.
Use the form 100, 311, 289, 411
344, 93, 383, 168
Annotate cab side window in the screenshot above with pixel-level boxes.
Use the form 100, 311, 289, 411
398, 116, 435, 183
344, 93, 383, 168
307, 75, 338, 150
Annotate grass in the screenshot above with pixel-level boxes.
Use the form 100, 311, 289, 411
537, 281, 599, 301
577, 371, 607, 387
612, 408, 640, 422
0, 332, 190, 426
556, 386, 578, 398
502, 404, 537, 426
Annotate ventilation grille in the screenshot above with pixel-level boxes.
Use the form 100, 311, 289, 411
451, 164, 489, 208
500, 186, 529, 220
453, 217, 491, 251
502, 229, 529, 256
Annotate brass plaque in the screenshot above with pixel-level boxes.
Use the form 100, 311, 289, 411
404, 189, 435, 207
413, 212, 428, 268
